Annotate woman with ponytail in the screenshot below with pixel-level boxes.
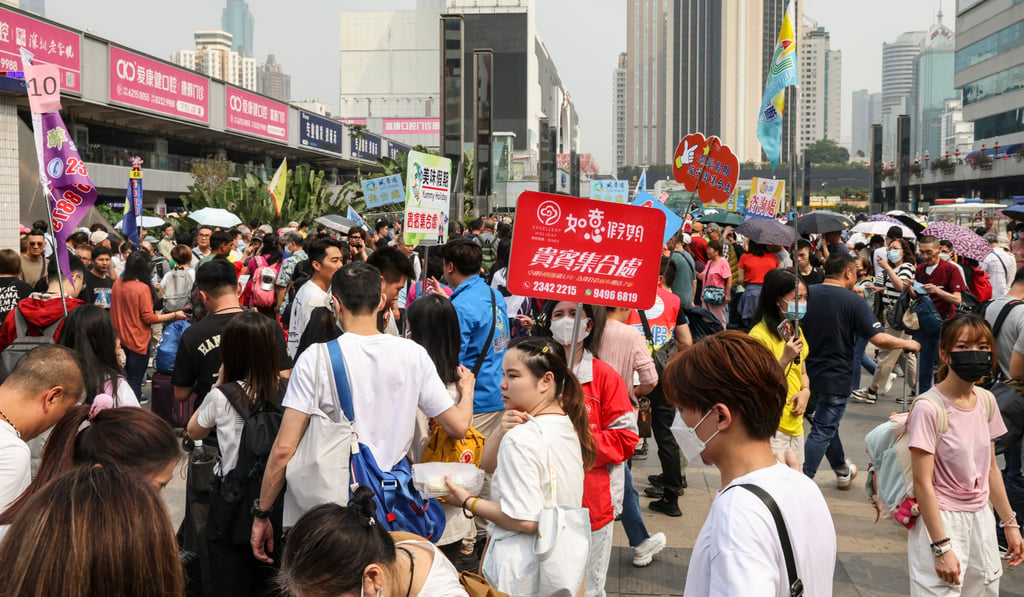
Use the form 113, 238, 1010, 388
445, 335, 596, 596
278, 485, 468, 596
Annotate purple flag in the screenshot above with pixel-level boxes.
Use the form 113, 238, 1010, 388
35, 111, 98, 282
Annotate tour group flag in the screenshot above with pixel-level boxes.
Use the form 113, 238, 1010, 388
634, 168, 647, 197
756, 0, 799, 172
121, 159, 143, 247
22, 49, 99, 283
269, 158, 288, 216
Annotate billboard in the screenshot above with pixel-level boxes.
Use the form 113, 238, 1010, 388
299, 111, 342, 153
0, 6, 80, 92
590, 180, 629, 203
351, 131, 382, 161
383, 118, 441, 135
109, 47, 209, 124
225, 86, 288, 142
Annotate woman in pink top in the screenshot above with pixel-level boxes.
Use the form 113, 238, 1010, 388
701, 240, 732, 328
907, 314, 1022, 595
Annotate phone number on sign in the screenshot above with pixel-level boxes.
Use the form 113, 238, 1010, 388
532, 281, 577, 295
592, 288, 638, 303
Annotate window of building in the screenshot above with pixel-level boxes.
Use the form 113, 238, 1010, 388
962, 64, 1024, 106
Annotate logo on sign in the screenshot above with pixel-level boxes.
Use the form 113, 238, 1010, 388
366, 181, 377, 191
537, 201, 561, 226
46, 157, 63, 179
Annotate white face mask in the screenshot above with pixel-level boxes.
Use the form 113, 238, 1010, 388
670, 409, 720, 467
549, 316, 591, 346
939, 252, 951, 261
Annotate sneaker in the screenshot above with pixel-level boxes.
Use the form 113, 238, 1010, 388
632, 532, 666, 567
836, 461, 859, 491
648, 474, 663, 487
895, 396, 910, 405
851, 388, 877, 404
882, 373, 898, 394
649, 496, 682, 517
633, 439, 648, 460
644, 485, 665, 498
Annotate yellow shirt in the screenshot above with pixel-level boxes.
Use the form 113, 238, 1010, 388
749, 321, 808, 437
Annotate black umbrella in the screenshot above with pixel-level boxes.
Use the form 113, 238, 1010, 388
886, 210, 927, 236
736, 217, 797, 246
787, 210, 853, 234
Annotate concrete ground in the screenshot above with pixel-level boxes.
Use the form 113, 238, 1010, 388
160, 368, 1024, 596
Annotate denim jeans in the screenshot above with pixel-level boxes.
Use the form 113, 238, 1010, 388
620, 462, 649, 548
851, 336, 877, 386
914, 327, 940, 393
123, 347, 149, 402
803, 393, 850, 478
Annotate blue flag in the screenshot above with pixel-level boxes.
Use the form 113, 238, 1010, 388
121, 167, 143, 247
756, 0, 798, 172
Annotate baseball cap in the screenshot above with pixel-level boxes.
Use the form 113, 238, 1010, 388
90, 230, 107, 245
259, 266, 276, 292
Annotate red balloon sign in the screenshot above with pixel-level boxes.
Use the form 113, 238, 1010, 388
672, 133, 740, 205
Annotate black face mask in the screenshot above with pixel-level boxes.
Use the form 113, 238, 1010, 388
948, 350, 993, 383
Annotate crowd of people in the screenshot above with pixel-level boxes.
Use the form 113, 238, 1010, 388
0, 209, 1021, 596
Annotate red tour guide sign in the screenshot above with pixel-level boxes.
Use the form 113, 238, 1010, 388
508, 191, 665, 310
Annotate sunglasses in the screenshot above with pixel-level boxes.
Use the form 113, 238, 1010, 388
28, 242, 44, 247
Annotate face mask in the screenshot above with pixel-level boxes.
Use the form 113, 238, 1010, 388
948, 350, 992, 383
939, 252, 951, 261
783, 300, 806, 320
888, 249, 902, 263
670, 410, 719, 467
549, 317, 591, 346
281, 248, 292, 259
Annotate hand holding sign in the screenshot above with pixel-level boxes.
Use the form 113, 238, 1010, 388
23, 62, 61, 114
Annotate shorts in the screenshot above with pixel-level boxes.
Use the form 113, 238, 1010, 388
770, 430, 805, 465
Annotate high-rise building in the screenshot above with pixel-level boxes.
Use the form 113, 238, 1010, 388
257, 54, 290, 102
172, 30, 257, 91
625, 0, 672, 167
19, 0, 44, 16
850, 89, 882, 158
670, 0, 722, 148
222, 0, 255, 57
720, 0, 767, 163
613, 53, 627, 173
881, 30, 925, 160
955, 1, 1024, 150
941, 98, 973, 157
797, 16, 841, 154
914, 11, 955, 162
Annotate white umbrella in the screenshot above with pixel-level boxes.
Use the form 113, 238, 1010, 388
851, 220, 914, 238
188, 208, 242, 228
115, 215, 166, 229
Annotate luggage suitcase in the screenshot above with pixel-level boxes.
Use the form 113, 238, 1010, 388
152, 372, 194, 428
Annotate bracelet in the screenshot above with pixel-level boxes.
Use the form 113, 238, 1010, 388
929, 537, 951, 548
999, 512, 1018, 529
461, 495, 476, 519
469, 497, 480, 515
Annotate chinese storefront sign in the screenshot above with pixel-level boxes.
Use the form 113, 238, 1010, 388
299, 111, 341, 153
361, 174, 405, 209
0, 7, 80, 92
672, 132, 740, 205
109, 47, 209, 124
226, 86, 288, 142
746, 178, 785, 219
590, 180, 629, 203
403, 150, 451, 246
508, 192, 664, 310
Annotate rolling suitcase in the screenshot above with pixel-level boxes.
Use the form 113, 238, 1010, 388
152, 372, 193, 428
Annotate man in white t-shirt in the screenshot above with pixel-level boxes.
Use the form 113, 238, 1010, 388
251, 262, 474, 563
981, 232, 1017, 298
661, 331, 836, 597
0, 345, 84, 511
287, 238, 344, 358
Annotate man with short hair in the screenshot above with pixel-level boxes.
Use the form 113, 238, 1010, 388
366, 247, 416, 335
0, 256, 87, 352
802, 254, 920, 486
193, 226, 213, 263
822, 230, 850, 256
689, 221, 708, 266
464, 218, 484, 245
287, 238, 344, 357
158, 224, 176, 260
937, 240, 967, 285
172, 259, 291, 406
915, 235, 966, 392
0, 344, 85, 511
198, 230, 233, 266
74, 246, 92, 271
796, 239, 825, 286
274, 230, 307, 314
19, 230, 47, 287
252, 262, 474, 563
982, 232, 1017, 298
82, 246, 116, 309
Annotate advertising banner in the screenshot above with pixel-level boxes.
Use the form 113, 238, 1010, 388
226, 86, 288, 142
746, 178, 785, 219
632, 190, 684, 244
361, 174, 405, 209
508, 192, 664, 310
299, 111, 341, 153
0, 7, 80, 92
590, 180, 629, 203
387, 140, 412, 160
403, 150, 451, 246
382, 117, 440, 135
109, 47, 208, 124
351, 131, 382, 161
672, 132, 739, 205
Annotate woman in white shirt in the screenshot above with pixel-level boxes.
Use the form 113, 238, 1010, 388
444, 336, 597, 596
187, 311, 286, 597
278, 486, 469, 597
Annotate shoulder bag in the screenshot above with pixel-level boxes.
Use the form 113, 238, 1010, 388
701, 264, 726, 306
721, 483, 804, 597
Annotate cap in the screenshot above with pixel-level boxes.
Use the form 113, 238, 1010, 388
259, 224, 273, 234
259, 269, 276, 292
680, 233, 692, 245
90, 230, 107, 245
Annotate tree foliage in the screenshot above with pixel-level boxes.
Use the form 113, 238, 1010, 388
804, 138, 849, 164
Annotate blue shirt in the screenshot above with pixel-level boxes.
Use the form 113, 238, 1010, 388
450, 275, 510, 413
803, 283, 883, 396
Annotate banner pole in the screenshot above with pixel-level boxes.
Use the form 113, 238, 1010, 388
41, 188, 68, 318
567, 303, 584, 371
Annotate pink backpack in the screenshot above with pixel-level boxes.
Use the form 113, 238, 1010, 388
248, 257, 280, 309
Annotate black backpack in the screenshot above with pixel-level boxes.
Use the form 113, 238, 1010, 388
280, 259, 313, 329
208, 381, 285, 546
681, 305, 725, 341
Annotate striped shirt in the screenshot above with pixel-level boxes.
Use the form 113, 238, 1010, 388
883, 262, 916, 307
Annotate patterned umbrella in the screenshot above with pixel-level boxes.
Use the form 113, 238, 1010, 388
869, 214, 903, 225
736, 217, 797, 246
924, 220, 993, 262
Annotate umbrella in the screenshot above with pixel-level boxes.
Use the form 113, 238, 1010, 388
188, 208, 242, 228
736, 217, 797, 246
924, 220, 993, 262
850, 220, 914, 238
698, 211, 744, 227
886, 210, 927, 236
787, 210, 853, 234
1002, 205, 1024, 223
115, 215, 166, 230
315, 215, 361, 234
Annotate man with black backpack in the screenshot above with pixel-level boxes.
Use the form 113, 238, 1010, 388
0, 256, 86, 354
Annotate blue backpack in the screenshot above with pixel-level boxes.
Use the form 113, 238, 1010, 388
326, 340, 446, 541
155, 319, 190, 374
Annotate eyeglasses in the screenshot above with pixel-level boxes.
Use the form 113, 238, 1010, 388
28, 242, 44, 247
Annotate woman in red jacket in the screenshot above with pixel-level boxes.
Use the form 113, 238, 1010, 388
544, 300, 639, 597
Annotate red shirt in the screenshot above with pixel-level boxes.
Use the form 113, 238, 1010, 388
627, 287, 681, 349
739, 252, 779, 284
690, 235, 709, 265
916, 260, 967, 319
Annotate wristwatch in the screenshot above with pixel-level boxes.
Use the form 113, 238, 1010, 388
251, 499, 272, 519
931, 540, 952, 557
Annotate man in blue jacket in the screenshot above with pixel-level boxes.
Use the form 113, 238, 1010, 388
441, 237, 509, 570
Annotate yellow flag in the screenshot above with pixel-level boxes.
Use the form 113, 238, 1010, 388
268, 158, 288, 216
